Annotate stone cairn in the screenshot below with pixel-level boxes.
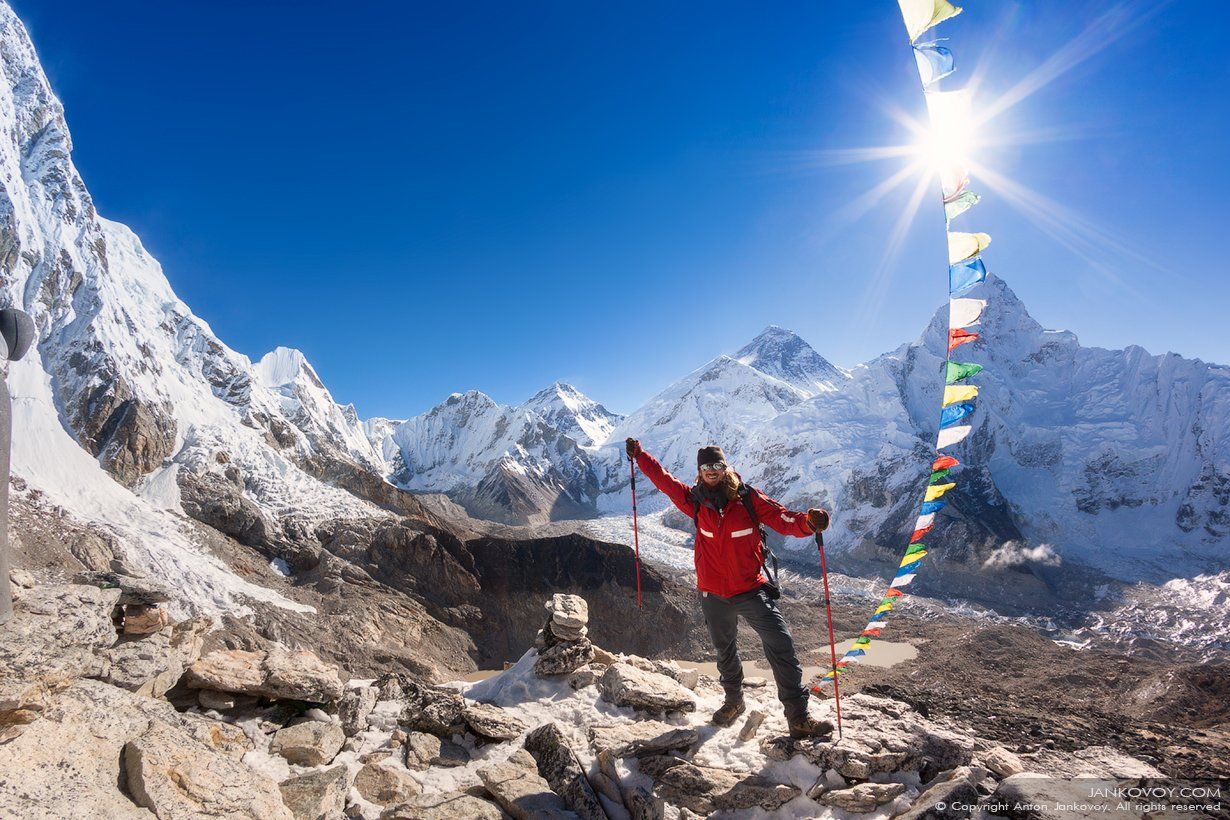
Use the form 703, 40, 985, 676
533, 593, 595, 677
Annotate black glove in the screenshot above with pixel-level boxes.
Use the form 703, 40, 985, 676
626, 438, 643, 459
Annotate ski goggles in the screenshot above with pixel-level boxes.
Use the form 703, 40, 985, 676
698, 462, 728, 473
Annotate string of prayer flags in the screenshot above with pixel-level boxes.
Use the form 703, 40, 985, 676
821, 0, 1004, 687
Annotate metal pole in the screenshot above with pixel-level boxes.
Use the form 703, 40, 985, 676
816, 531, 843, 739
629, 457, 642, 607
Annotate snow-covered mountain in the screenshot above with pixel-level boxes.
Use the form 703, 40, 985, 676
733, 324, 849, 396
379, 390, 604, 524
520, 381, 620, 448
0, 3, 433, 614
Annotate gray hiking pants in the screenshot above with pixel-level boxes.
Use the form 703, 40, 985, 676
699, 586, 809, 715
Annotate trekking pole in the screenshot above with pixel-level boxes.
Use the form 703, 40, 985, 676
628, 456, 643, 608
815, 530, 843, 739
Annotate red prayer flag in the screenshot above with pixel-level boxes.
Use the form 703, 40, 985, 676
860, 628, 882, 637
948, 328, 979, 352
885, 588, 904, 598
931, 455, 959, 471
910, 524, 934, 543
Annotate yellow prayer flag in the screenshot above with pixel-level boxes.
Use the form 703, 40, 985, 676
898, 0, 963, 43
900, 551, 927, 566
947, 232, 992, 264
924, 482, 956, 501
943, 385, 979, 406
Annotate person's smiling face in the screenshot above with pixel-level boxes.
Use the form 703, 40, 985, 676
699, 462, 727, 487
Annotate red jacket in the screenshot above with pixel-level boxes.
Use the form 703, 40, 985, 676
635, 451, 814, 598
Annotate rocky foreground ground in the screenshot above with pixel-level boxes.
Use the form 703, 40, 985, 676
5, 572, 1223, 820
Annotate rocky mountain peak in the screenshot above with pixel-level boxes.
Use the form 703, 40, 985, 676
521, 381, 622, 448
734, 325, 848, 396
254, 346, 321, 390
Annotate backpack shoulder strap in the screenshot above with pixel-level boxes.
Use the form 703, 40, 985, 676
737, 484, 760, 528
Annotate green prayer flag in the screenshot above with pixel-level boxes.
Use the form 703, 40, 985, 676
945, 361, 983, 384
905, 542, 927, 556
944, 190, 980, 222
929, 469, 950, 483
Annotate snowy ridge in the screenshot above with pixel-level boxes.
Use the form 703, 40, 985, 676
520, 381, 621, 448
0, 3, 392, 614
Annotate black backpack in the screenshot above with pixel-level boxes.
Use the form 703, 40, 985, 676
689, 484, 782, 599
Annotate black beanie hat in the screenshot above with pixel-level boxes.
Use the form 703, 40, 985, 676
697, 445, 727, 468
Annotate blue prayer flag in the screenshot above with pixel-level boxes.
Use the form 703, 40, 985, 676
939, 401, 975, 428
913, 41, 955, 86
949, 256, 987, 294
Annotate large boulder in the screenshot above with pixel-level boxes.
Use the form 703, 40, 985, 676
72, 571, 172, 606
477, 748, 579, 819
524, 722, 608, 820
124, 720, 293, 819
270, 720, 345, 766
278, 765, 348, 820
0, 680, 166, 818
0, 584, 120, 742
339, 685, 379, 735
185, 647, 344, 703
598, 663, 696, 714
102, 630, 184, 698
589, 721, 699, 758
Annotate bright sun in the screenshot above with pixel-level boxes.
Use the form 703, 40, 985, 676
918, 88, 977, 176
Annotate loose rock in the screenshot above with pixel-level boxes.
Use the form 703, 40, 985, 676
738, 709, 767, 741
354, 761, 420, 806
279, 765, 348, 820
820, 782, 906, 812
462, 701, 527, 740
896, 766, 982, 820
637, 755, 799, 815
270, 720, 345, 766
589, 720, 699, 758
124, 721, 293, 819
598, 663, 696, 714
535, 640, 595, 677
380, 790, 503, 819
524, 722, 608, 820
983, 745, 1026, 778
476, 748, 578, 819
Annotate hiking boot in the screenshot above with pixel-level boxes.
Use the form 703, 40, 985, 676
711, 697, 746, 727
787, 713, 835, 739
783, 697, 834, 739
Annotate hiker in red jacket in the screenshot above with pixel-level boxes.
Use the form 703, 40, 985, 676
626, 438, 833, 738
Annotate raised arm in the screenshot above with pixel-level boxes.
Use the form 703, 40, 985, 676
749, 488, 830, 539
627, 438, 694, 516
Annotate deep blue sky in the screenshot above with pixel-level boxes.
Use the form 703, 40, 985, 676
13, 1, 1229, 418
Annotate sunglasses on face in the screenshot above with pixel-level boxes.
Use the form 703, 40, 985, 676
699, 462, 728, 473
